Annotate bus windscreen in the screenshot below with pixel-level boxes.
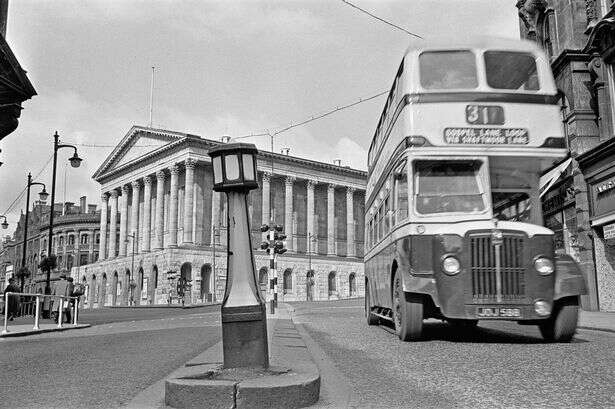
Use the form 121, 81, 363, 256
419, 51, 478, 90
414, 160, 485, 214
484, 51, 539, 91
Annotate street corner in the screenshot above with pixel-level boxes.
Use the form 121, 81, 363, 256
0, 323, 91, 338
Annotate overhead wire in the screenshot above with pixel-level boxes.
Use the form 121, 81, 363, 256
340, 0, 423, 39
1, 153, 54, 219
232, 90, 388, 141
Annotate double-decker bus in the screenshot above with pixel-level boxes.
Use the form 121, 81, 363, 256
364, 37, 587, 342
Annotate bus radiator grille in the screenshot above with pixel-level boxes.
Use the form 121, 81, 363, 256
470, 236, 525, 300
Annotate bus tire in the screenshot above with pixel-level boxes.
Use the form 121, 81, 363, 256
392, 274, 423, 341
538, 296, 579, 343
365, 283, 379, 326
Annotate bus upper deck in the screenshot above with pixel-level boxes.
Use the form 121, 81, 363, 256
367, 37, 567, 204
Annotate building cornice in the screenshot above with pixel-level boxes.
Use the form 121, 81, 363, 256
551, 49, 590, 77
576, 137, 615, 168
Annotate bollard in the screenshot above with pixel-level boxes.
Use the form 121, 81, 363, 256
57, 297, 63, 328
73, 297, 78, 325
2, 292, 9, 334
33, 295, 41, 330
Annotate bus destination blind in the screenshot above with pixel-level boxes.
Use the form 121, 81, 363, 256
444, 127, 529, 145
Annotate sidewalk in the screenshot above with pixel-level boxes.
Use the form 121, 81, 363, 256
579, 309, 615, 333
0, 322, 91, 338
127, 302, 320, 409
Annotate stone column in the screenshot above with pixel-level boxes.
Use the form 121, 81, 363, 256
261, 172, 271, 225
285, 176, 295, 252
346, 187, 355, 258
119, 184, 129, 257
108, 190, 119, 258
307, 180, 316, 254
130, 180, 141, 254
183, 159, 196, 244
99, 193, 108, 260
168, 164, 179, 247
155, 170, 166, 250
327, 184, 335, 256
142, 176, 152, 252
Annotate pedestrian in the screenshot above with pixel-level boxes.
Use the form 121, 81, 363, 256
52, 274, 73, 323
3, 278, 20, 321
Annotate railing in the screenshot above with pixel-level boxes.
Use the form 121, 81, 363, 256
1, 292, 80, 335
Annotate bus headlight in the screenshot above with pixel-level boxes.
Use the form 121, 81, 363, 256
442, 256, 461, 275
534, 257, 554, 275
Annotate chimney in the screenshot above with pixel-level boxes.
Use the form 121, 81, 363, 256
333, 159, 341, 166
221, 135, 231, 143
88, 204, 97, 214
281, 148, 290, 155
80, 196, 87, 213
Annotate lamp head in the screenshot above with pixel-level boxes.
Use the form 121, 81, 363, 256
69, 152, 82, 168
38, 188, 49, 201
208, 143, 259, 192
1, 220, 8, 229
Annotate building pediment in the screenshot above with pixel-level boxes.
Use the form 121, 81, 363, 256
92, 126, 190, 181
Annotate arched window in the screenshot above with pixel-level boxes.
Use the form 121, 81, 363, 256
200, 264, 212, 301
180, 262, 192, 281
283, 269, 292, 294
349, 273, 356, 297
328, 271, 337, 295
68, 235, 75, 246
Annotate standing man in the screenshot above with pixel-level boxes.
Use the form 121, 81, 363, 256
52, 274, 73, 323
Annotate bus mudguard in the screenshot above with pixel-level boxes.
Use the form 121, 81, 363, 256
554, 253, 587, 300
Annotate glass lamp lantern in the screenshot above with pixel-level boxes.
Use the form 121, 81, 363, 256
208, 143, 259, 192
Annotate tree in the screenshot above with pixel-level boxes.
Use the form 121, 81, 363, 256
38, 255, 57, 273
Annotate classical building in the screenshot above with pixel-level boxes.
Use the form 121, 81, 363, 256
517, 0, 615, 310
0, 197, 102, 292
71, 125, 366, 307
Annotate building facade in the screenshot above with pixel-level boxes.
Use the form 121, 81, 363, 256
71, 126, 366, 308
517, 0, 615, 310
0, 197, 102, 292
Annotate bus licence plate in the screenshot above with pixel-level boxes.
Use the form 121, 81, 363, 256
476, 307, 521, 318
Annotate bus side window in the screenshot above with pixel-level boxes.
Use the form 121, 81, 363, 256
394, 163, 408, 224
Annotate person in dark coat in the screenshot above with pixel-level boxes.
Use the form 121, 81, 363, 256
3, 277, 20, 321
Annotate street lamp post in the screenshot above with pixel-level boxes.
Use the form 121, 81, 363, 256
126, 233, 137, 306
19, 172, 48, 292
208, 142, 268, 369
45, 131, 82, 296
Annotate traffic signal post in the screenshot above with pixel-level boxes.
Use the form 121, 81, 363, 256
260, 223, 287, 315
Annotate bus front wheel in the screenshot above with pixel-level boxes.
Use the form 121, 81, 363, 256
392, 274, 423, 341
365, 283, 379, 326
538, 296, 579, 343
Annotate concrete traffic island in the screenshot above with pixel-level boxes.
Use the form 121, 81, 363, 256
165, 317, 321, 409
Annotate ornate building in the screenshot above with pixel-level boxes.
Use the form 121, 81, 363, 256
0, 197, 102, 292
517, 0, 615, 310
71, 126, 366, 307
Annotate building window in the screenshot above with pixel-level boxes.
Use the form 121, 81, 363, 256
59, 237, 64, 247
80, 234, 88, 245
95, 233, 100, 244
68, 235, 75, 246
283, 269, 292, 294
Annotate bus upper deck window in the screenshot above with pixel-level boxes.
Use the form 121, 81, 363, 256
419, 51, 478, 90
484, 51, 539, 91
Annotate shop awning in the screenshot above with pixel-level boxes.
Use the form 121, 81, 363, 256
539, 157, 572, 198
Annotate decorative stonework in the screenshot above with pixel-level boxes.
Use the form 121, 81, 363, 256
516, 0, 547, 39
185, 158, 196, 170
143, 175, 153, 186
156, 170, 165, 181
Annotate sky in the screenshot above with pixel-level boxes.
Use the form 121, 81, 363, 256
0, 0, 518, 230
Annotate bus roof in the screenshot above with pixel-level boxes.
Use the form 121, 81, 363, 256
404, 36, 544, 55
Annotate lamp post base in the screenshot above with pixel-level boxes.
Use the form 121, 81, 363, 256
221, 303, 269, 369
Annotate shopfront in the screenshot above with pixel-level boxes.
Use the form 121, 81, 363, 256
578, 138, 615, 311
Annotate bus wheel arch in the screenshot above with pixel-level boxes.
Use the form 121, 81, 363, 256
364, 278, 379, 326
